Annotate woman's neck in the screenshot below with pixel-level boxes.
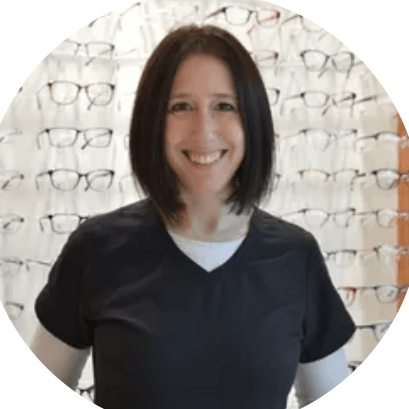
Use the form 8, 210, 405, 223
166, 192, 253, 242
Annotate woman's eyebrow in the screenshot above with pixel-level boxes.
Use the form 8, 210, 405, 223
170, 93, 237, 99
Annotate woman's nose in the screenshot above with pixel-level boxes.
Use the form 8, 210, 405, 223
191, 107, 217, 142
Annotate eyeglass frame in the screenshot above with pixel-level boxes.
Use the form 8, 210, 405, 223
0, 171, 24, 190
354, 131, 409, 152
355, 209, 409, 228
279, 128, 358, 151
36, 127, 114, 150
77, 384, 95, 401
355, 168, 409, 190
281, 207, 356, 228
355, 321, 392, 341
294, 168, 361, 186
337, 285, 408, 306
300, 49, 355, 78
0, 214, 25, 234
35, 168, 115, 191
280, 91, 357, 116
4, 301, 25, 320
38, 213, 90, 234
53, 39, 115, 66
36, 81, 115, 111
204, 6, 280, 28
0, 257, 51, 277
0, 128, 23, 145
323, 244, 409, 268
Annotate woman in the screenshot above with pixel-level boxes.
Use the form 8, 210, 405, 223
30, 24, 355, 409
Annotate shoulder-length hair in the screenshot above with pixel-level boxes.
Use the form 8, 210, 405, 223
129, 24, 276, 226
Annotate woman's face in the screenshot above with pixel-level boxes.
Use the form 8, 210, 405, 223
164, 53, 245, 199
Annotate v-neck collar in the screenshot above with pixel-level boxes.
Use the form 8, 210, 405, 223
145, 199, 260, 275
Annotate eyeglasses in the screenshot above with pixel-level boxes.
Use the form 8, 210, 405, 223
37, 128, 114, 149
354, 132, 409, 153
110, 2, 144, 35
0, 128, 22, 145
119, 174, 146, 196
0, 214, 24, 234
39, 214, 90, 234
280, 91, 356, 116
355, 168, 409, 190
348, 361, 363, 374
354, 93, 394, 110
293, 168, 360, 187
281, 208, 356, 229
36, 169, 115, 191
338, 285, 408, 306
52, 40, 115, 66
87, 2, 144, 30
355, 209, 409, 228
300, 50, 355, 77
355, 321, 392, 341
37, 81, 115, 110
204, 6, 280, 29
323, 245, 409, 268
77, 384, 95, 401
279, 128, 358, 152
0, 257, 51, 278
0, 171, 24, 190
272, 174, 282, 191
266, 87, 280, 106
250, 50, 280, 69
281, 13, 325, 34
4, 301, 24, 321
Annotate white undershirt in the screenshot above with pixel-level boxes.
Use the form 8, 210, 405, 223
167, 230, 350, 408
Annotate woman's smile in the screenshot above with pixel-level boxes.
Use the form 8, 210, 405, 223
182, 149, 228, 166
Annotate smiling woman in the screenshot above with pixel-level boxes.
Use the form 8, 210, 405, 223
129, 24, 276, 231
31, 23, 355, 409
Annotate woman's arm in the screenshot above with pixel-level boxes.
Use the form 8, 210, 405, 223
29, 323, 91, 390
294, 347, 349, 408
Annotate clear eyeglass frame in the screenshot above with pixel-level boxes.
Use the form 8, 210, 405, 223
39, 214, 90, 234
35, 169, 115, 192
37, 81, 115, 111
0, 171, 24, 190
36, 128, 114, 150
0, 214, 25, 234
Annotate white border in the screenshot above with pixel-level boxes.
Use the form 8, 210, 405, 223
0, 1, 408, 408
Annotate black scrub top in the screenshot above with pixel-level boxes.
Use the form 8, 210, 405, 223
35, 198, 355, 409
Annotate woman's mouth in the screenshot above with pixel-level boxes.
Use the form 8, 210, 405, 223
183, 150, 227, 166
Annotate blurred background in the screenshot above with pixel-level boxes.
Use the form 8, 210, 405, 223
0, 1, 408, 407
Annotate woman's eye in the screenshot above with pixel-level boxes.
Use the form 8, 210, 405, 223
217, 102, 236, 111
169, 103, 192, 112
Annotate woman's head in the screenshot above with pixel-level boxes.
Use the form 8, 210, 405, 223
129, 24, 276, 224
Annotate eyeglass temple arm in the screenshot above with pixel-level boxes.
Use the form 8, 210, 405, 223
203, 8, 224, 21
280, 95, 300, 116
35, 172, 48, 190
246, 11, 280, 35
36, 83, 50, 110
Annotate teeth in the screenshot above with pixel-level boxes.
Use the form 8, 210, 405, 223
186, 150, 223, 165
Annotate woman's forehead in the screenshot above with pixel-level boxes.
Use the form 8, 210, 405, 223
171, 54, 236, 95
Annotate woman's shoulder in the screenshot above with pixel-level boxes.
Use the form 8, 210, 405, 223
72, 198, 156, 239
254, 207, 315, 247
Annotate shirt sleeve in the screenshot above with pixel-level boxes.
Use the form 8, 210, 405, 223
294, 347, 350, 407
34, 227, 92, 349
299, 234, 355, 363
